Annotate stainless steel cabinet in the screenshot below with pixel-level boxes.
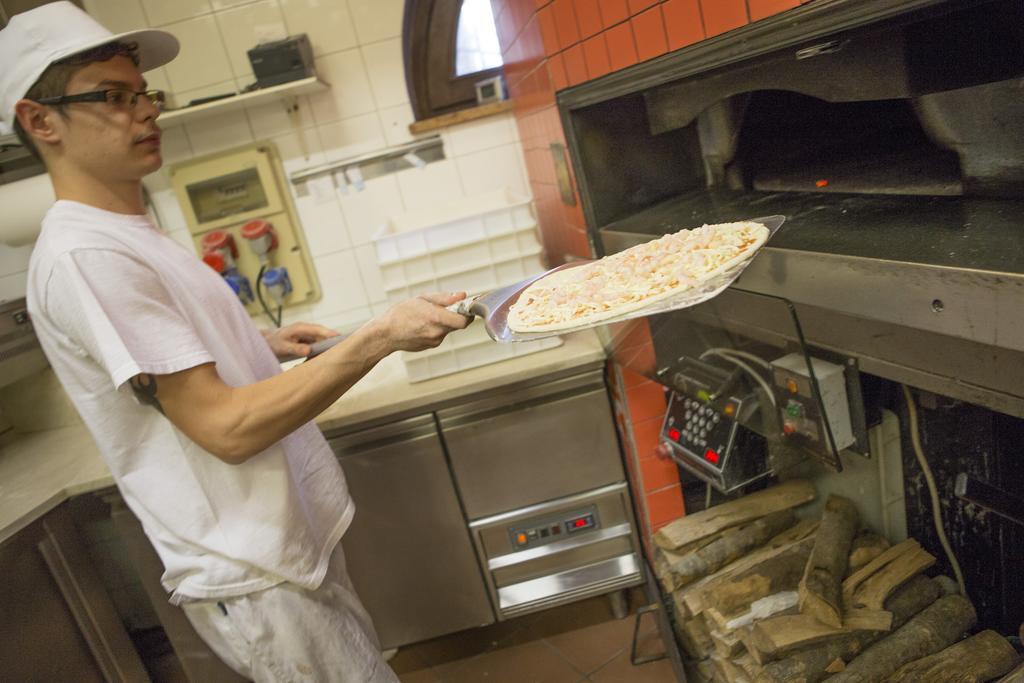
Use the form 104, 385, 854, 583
439, 370, 641, 620
330, 415, 494, 649
0, 504, 150, 683
437, 370, 625, 519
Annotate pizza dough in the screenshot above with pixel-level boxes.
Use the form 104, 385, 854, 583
507, 220, 769, 333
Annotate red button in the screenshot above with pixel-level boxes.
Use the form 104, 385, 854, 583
668, 428, 681, 441
783, 422, 797, 436
704, 449, 720, 464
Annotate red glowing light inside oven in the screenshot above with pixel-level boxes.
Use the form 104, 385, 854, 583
704, 449, 720, 464
668, 428, 681, 441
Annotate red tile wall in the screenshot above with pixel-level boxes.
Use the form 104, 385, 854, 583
490, 0, 803, 547
493, 0, 802, 266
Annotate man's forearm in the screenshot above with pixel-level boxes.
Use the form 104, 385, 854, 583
160, 321, 392, 463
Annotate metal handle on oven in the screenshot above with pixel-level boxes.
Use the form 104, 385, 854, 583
795, 39, 849, 60
487, 522, 633, 571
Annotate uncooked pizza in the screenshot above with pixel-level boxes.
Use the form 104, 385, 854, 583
507, 220, 769, 333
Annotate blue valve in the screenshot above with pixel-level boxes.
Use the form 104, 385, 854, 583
262, 267, 292, 306
223, 270, 254, 304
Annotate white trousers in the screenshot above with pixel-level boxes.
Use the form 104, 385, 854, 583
181, 545, 399, 683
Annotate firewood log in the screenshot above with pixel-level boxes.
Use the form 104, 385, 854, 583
654, 479, 815, 551
705, 540, 812, 617
682, 521, 818, 618
847, 532, 890, 576
754, 575, 941, 683
884, 630, 1021, 683
842, 539, 935, 611
998, 661, 1024, 682
824, 594, 977, 683
659, 510, 796, 590
799, 495, 859, 628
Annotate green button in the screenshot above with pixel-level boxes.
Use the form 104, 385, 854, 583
786, 403, 802, 417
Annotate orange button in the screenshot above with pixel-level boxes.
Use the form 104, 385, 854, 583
782, 422, 797, 436
786, 378, 799, 394
724, 403, 736, 417
516, 533, 527, 545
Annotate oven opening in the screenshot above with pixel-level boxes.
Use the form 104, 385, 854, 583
729, 91, 963, 197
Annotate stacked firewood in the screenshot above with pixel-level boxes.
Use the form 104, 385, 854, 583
653, 480, 1023, 683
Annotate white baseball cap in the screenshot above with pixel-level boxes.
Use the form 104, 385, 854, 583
0, 1, 179, 128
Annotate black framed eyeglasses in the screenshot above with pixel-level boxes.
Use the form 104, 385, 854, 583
33, 89, 166, 111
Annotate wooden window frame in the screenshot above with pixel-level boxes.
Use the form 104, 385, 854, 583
403, 0, 504, 121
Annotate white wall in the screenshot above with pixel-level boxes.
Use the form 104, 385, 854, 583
0, 0, 530, 334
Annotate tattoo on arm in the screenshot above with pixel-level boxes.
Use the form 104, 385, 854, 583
130, 374, 163, 414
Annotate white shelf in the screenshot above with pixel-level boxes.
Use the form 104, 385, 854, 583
158, 76, 328, 128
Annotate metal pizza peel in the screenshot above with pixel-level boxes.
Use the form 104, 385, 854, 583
305, 215, 786, 355
451, 214, 787, 343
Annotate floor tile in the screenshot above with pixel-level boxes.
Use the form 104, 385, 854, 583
589, 649, 677, 682
435, 639, 584, 683
398, 616, 531, 669
544, 615, 633, 674
389, 645, 435, 675
397, 669, 442, 683
516, 594, 629, 640
389, 591, 654, 682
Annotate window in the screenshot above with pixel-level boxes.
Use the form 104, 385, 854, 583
454, 0, 503, 77
404, 0, 505, 121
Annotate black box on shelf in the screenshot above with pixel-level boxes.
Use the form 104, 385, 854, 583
247, 34, 314, 89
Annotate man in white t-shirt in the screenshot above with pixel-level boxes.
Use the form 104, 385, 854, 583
1, 4, 470, 681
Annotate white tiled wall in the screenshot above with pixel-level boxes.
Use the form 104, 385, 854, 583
0, 0, 530, 332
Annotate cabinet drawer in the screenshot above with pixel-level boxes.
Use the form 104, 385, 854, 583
438, 371, 625, 519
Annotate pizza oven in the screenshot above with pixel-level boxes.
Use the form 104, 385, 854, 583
556, 0, 1024, 639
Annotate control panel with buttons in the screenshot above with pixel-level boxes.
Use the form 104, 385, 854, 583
508, 506, 600, 550
771, 353, 854, 452
660, 390, 769, 493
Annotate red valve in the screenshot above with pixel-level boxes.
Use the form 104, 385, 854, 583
200, 230, 238, 258
202, 252, 226, 274
241, 219, 277, 243
240, 220, 279, 259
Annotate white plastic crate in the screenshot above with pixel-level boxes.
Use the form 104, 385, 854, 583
383, 248, 544, 305
373, 188, 537, 265
373, 188, 563, 382
401, 323, 563, 383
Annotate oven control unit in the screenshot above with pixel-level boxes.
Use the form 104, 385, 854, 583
660, 391, 768, 493
770, 353, 855, 453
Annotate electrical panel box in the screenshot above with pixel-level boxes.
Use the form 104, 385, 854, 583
169, 142, 320, 318
771, 353, 855, 452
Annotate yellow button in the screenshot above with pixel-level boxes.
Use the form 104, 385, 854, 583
697, 390, 710, 402
786, 378, 799, 394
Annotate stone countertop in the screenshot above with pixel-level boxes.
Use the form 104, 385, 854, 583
316, 330, 607, 433
0, 424, 112, 545
0, 330, 606, 543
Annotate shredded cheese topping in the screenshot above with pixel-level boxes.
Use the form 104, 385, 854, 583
510, 221, 767, 328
